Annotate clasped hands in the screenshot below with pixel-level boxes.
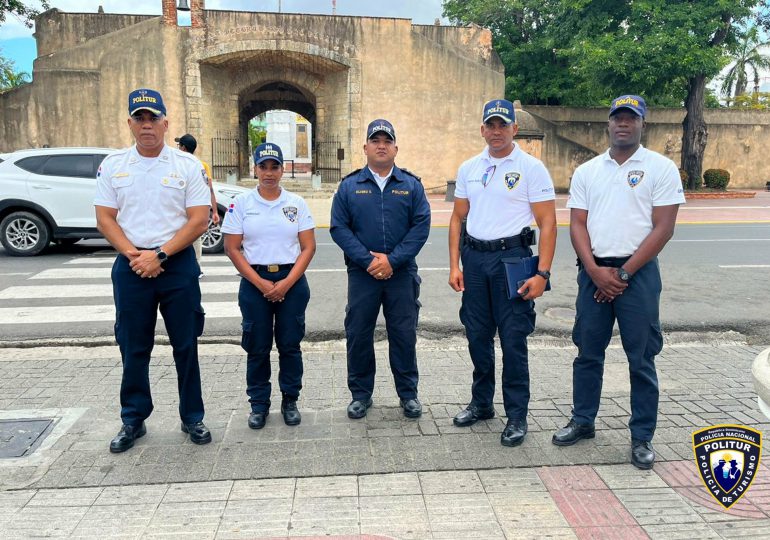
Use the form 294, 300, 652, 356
257, 278, 290, 303
367, 251, 392, 280
128, 249, 164, 278
589, 266, 628, 303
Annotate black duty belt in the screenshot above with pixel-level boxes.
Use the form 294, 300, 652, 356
577, 256, 631, 268
465, 227, 536, 252
252, 264, 294, 273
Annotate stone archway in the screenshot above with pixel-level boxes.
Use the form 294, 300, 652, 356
184, 41, 360, 179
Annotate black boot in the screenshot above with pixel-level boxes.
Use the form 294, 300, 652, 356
281, 393, 301, 426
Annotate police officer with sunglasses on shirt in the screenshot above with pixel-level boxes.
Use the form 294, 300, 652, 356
448, 99, 557, 447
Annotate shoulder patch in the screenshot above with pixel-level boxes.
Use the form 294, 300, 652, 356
398, 167, 422, 182
339, 168, 363, 183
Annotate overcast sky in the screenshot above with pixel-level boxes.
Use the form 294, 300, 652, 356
1, 0, 448, 73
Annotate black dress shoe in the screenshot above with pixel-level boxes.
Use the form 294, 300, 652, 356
347, 398, 373, 419
400, 398, 422, 418
281, 399, 301, 426
501, 418, 527, 447
453, 404, 495, 427
248, 411, 268, 429
181, 421, 212, 444
631, 439, 655, 470
109, 422, 146, 453
552, 419, 596, 446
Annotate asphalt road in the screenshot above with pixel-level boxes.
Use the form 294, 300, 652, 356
0, 222, 769, 344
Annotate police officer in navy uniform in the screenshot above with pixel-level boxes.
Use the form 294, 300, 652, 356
449, 99, 557, 447
95, 89, 213, 453
221, 143, 316, 429
552, 95, 685, 470
330, 119, 431, 419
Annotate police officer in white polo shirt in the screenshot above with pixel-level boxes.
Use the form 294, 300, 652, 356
448, 99, 557, 447
552, 95, 685, 470
221, 143, 316, 429
95, 88, 213, 453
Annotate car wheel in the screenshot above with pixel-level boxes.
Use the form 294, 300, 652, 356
0, 211, 51, 256
201, 210, 225, 254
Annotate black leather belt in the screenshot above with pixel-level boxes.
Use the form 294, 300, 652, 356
465, 227, 536, 252
252, 264, 294, 272
578, 256, 631, 268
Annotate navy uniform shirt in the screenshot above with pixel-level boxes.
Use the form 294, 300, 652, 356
330, 166, 431, 270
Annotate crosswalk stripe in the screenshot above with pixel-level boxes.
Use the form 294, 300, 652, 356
63, 255, 234, 265
0, 282, 241, 299
30, 267, 452, 280
0, 301, 242, 324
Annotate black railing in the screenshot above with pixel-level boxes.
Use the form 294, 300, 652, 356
211, 135, 239, 182
314, 136, 342, 183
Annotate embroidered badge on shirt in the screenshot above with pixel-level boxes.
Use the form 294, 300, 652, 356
627, 170, 645, 188
504, 172, 521, 190
282, 206, 298, 222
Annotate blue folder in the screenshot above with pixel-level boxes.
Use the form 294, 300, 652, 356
503, 255, 551, 299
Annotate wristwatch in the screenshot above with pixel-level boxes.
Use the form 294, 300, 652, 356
535, 269, 551, 281
155, 247, 168, 263
617, 267, 631, 282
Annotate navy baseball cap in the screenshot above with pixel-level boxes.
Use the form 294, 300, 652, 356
175, 134, 197, 154
254, 142, 283, 165
366, 119, 396, 141
128, 88, 166, 116
609, 95, 646, 118
482, 99, 515, 124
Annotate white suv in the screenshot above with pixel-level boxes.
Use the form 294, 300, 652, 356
0, 147, 250, 256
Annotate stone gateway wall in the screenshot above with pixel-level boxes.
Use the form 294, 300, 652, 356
0, 8, 505, 190
527, 106, 770, 189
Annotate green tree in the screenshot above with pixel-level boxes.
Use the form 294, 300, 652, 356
0, 51, 29, 91
443, 0, 762, 189
720, 26, 770, 105
1, 0, 50, 28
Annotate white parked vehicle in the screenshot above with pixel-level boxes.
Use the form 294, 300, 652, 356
0, 147, 249, 256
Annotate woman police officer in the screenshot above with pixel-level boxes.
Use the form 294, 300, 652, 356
221, 143, 316, 429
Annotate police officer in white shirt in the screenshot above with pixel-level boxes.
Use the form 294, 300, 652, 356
221, 143, 316, 430
552, 95, 685, 470
95, 88, 213, 453
448, 99, 557, 447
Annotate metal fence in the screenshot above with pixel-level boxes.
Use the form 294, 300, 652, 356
211, 134, 239, 182
314, 135, 342, 183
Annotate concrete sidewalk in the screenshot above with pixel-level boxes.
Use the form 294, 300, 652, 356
1, 336, 769, 538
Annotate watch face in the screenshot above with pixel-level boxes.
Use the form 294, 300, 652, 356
618, 268, 629, 281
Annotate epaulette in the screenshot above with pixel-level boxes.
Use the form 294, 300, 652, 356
398, 167, 422, 182
339, 168, 363, 182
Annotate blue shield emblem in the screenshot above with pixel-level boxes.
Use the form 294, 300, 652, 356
693, 424, 762, 509
504, 172, 521, 190
282, 206, 298, 223
627, 170, 644, 188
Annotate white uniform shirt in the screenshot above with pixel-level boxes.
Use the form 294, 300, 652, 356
220, 188, 314, 264
368, 166, 394, 192
94, 145, 211, 248
566, 145, 686, 258
455, 144, 555, 240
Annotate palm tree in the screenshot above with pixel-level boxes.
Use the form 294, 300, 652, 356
0, 67, 30, 90
720, 26, 770, 106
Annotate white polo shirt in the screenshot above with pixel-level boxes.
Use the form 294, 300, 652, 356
94, 145, 211, 248
221, 188, 314, 265
455, 144, 555, 240
566, 145, 686, 258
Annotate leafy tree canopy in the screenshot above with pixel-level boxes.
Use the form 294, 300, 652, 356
1, 0, 50, 28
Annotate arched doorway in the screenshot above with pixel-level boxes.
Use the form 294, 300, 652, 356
185, 45, 359, 182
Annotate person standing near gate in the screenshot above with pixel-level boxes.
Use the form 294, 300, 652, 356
221, 143, 316, 429
448, 99, 556, 447
551, 95, 685, 470
95, 88, 212, 453
330, 119, 431, 420
175, 133, 218, 278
